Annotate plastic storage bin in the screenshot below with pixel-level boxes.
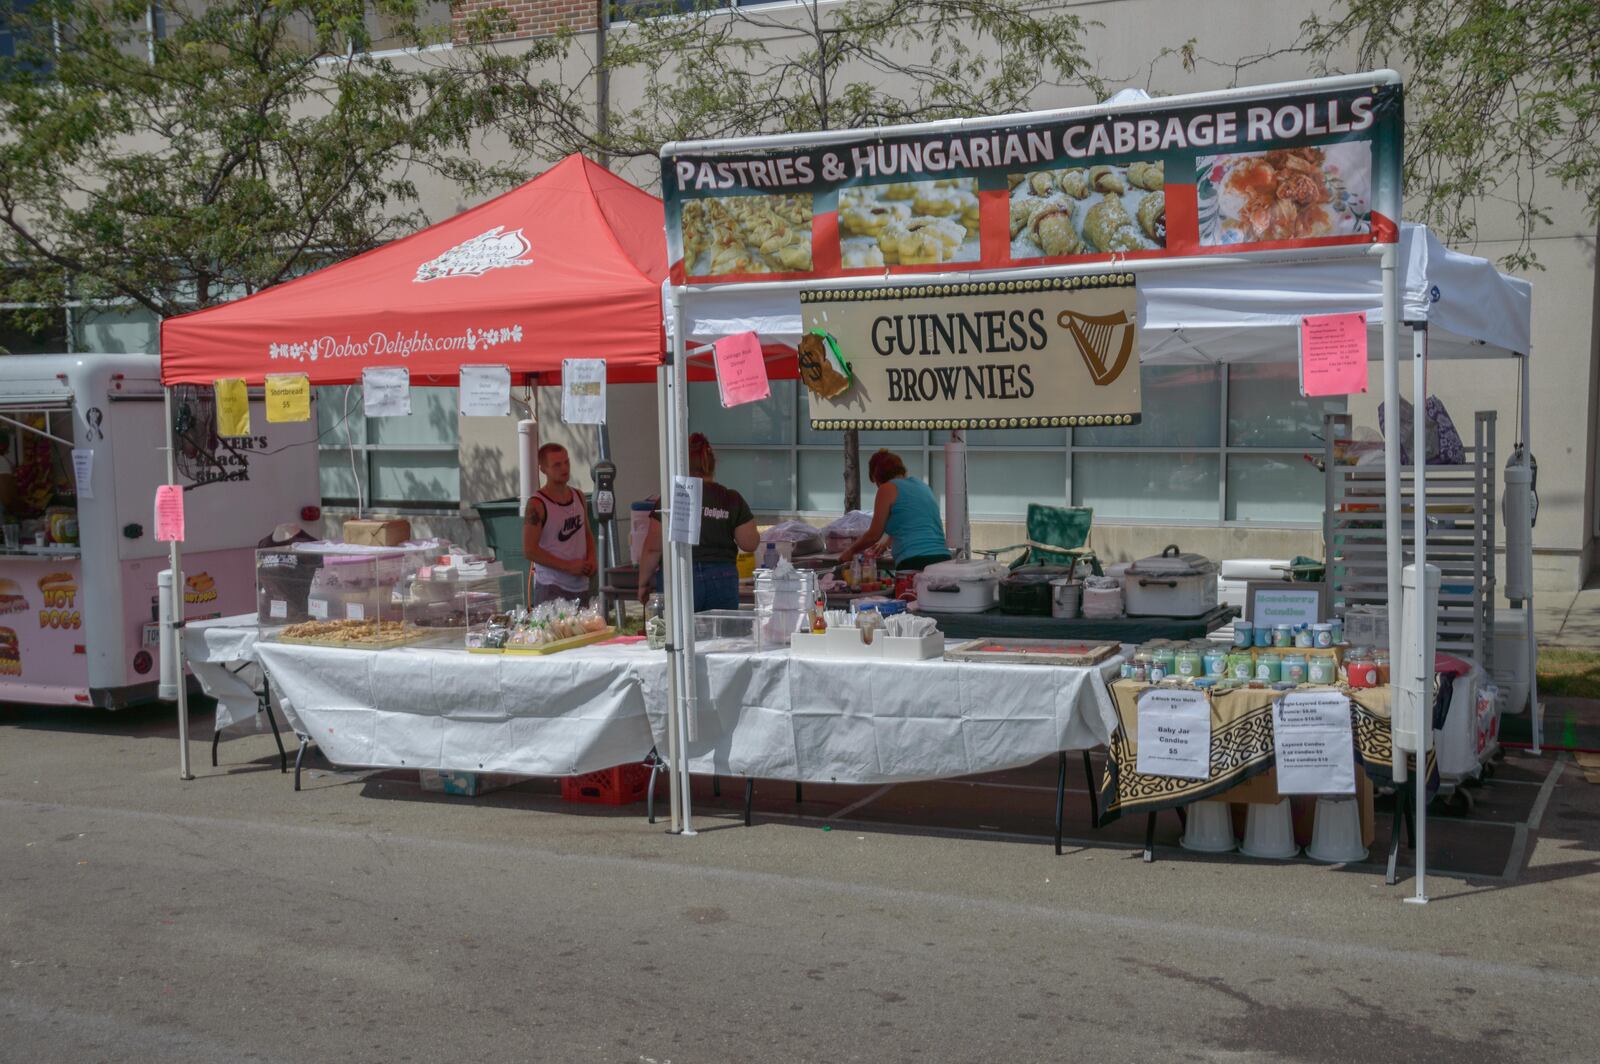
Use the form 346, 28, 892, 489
561, 762, 653, 805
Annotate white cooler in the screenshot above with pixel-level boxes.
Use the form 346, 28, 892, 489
1123, 546, 1219, 617
914, 559, 1007, 613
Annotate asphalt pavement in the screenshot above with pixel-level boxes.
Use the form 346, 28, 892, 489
2, 699, 1598, 1064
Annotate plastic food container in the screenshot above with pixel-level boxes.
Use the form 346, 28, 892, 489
1282, 653, 1308, 685
914, 558, 1007, 613
1255, 652, 1282, 683
1273, 623, 1294, 648
1121, 545, 1220, 617
1308, 655, 1337, 685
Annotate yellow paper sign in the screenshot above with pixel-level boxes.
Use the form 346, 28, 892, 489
265, 373, 311, 423
214, 378, 250, 437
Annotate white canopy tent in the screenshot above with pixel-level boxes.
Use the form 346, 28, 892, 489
676, 225, 1531, 362
656, 73, 1537, 902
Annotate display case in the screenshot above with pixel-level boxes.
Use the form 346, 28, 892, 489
256, 541, 439, 642
693, 608, 761, 651
406, 569, 522, 645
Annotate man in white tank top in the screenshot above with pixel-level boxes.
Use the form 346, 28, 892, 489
522, 444, 595, 605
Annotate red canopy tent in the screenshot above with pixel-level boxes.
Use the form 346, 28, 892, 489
160, 154, 671, 387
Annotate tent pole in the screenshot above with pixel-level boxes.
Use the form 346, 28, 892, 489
1522, 353, 1541, 755
671, 286, 697, 837
1408, 324, 1429, 905
656, 361, 682, 832
1381, 245, 1405, 788
163, 386, 193, 781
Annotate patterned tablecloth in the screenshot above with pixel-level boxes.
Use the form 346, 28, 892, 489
1097, 681, 1438, 825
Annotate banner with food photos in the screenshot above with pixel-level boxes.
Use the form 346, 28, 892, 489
799, 272, 1141, 430
661, 79, 1402, 284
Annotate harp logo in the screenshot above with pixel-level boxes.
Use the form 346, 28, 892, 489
1058, 310, 1135, 386
415, 226, 534, 283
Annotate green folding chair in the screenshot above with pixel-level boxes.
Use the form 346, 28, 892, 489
977, 504, 1101, 576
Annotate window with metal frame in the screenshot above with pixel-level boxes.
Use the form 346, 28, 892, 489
688, 362, 1343, 526
316, 385, 461, 509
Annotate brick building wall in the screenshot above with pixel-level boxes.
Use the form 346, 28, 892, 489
452, 0, 599, 44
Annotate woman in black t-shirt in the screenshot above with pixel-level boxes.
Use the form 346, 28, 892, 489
637, 434, 760, 611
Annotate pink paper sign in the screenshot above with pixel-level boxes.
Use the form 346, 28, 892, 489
1299, 312, 1369, 397
713, 331, 771, 408
154, 485, 185, 543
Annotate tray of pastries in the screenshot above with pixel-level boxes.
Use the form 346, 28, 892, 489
274, 619, 426, 650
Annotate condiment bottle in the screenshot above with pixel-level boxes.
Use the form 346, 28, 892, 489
811, 591, 828, 634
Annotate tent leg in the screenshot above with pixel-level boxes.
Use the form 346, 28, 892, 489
1407, 325, 1430, 905
163, 387, 193, 781
656, 363, 682, 833
1381, 244, 1404, 793
1522, 354, 1542, 756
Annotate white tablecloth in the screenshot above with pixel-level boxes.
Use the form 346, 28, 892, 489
641, 647, 1124, 784
245, 633, 1123, 786
254, 641, 661, 777
183, 613, 271, 731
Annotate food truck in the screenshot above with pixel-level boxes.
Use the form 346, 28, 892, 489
0, 354, 318, 707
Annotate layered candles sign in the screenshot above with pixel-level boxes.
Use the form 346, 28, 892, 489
1135, 687, 1212, 780
561, 359, 608, 424
712, 331, 771, 408
1299, 312, 1369, 397
361, 366, 411, 418
459, 364, 511, 417
1271, 689, 1356, 794
800, 275, 1141, 430
154, 485, 185, 543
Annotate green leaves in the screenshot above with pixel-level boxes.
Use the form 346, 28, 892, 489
1304, 0, 1599, 269
495, 0, 1101, 165
0, 0, 534, 315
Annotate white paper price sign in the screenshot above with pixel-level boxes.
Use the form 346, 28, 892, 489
345, 602, 367, 621
561, 358, 607, 424
1271, 690, 1356, 795
459, 364, 511, 417
269, 600, 287, 620
307, 598, 330, 620
1135, 687, 1212, 780
362, 366, 411, 418
668, 475, 702, 546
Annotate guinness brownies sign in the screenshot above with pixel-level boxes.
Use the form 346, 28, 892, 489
800, 273, 1141, 430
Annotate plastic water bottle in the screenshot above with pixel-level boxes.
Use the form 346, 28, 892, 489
645, 593, 666, 650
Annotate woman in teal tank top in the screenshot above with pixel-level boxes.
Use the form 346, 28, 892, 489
838, 450, 952, 572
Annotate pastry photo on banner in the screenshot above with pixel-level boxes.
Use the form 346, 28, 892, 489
1007, 161, 1167, 261
1196, 141, 1372, 247
680, 192, 815, 278
835, 177, 982, 270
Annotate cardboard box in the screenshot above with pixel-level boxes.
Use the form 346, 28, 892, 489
343, 518, 412, 547
417, 770, 521, 797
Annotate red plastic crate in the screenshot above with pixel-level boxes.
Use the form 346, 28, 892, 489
561, 761, 653, 806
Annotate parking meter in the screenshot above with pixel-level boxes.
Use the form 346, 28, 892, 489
592, 460, 617, 523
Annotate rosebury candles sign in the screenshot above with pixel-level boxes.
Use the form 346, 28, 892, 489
800, 273, 1141, 430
